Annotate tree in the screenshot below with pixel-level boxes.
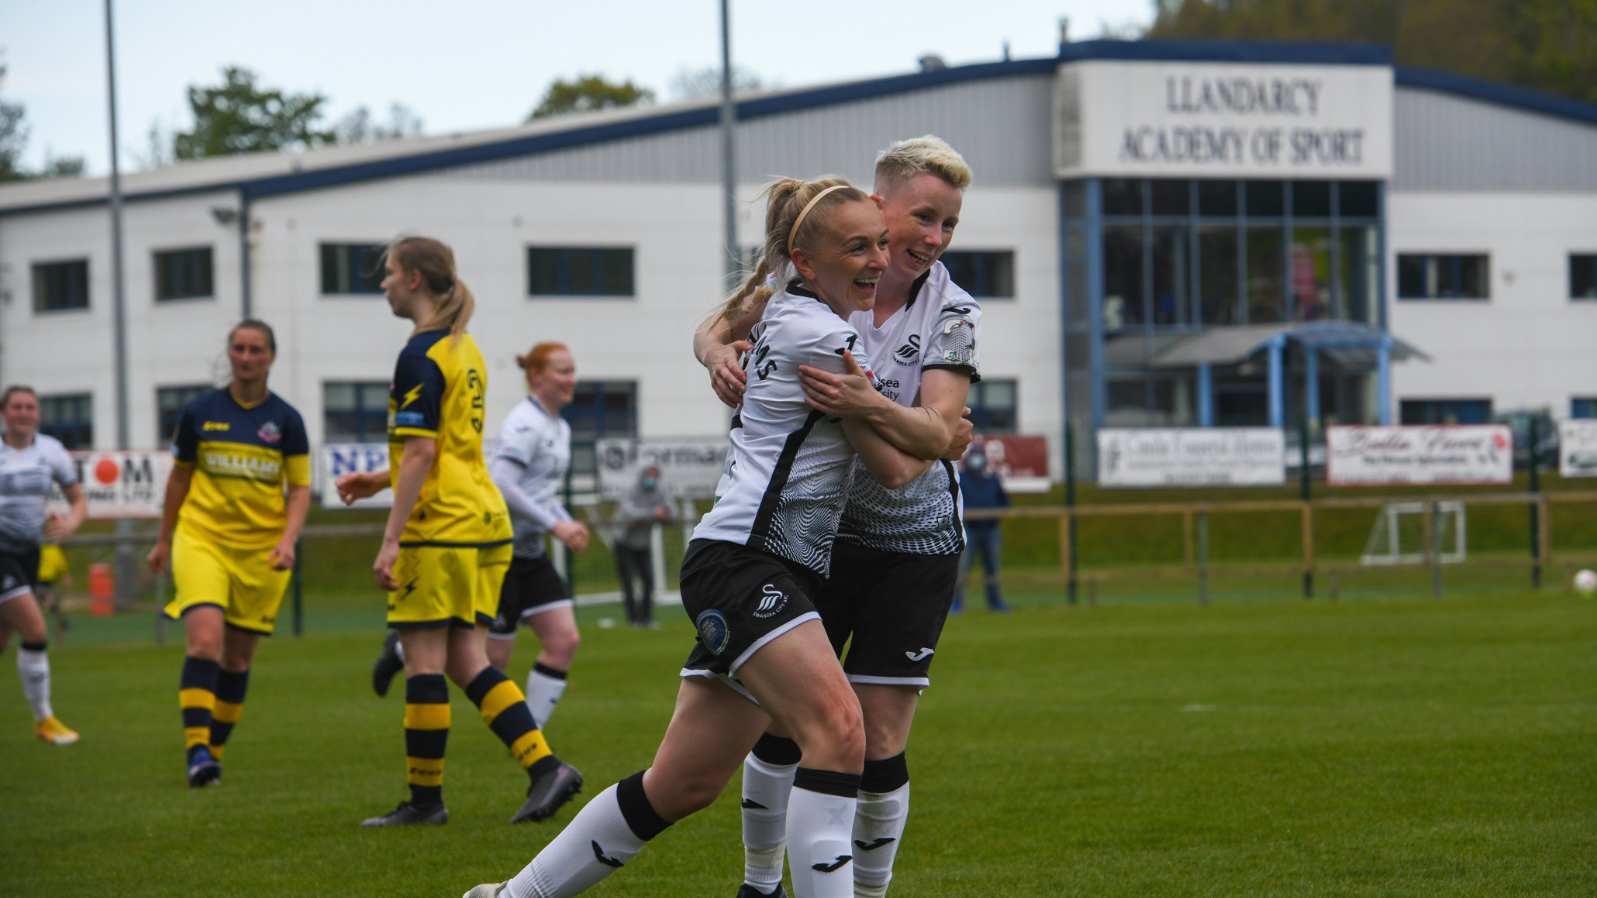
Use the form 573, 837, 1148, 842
1143, 0, 1597, 105
668, 65, 770, 102
0, 70, 26, 182
527, 75, 654, 121
0, 55, 85, 181
172, 66, 334, 160
333, 102, 425, 144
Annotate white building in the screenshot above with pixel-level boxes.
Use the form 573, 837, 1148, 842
2, 39, 1594, 481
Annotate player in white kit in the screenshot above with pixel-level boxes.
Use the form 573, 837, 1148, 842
0, 385, 88, 745
463, 177, 931, 898
697, 137, 979, 898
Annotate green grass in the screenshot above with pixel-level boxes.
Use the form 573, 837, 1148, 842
4, 588, 1595, 897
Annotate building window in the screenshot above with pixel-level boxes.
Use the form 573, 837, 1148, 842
941, 250, 1014, 299
319, 243, 385, 295
1571, 254, 1597, 300
967, 378, 1017, 434
156, 385, 212, 445
38, 393, 93, 449
1399, 398, 1491, 425
154, 247, 214, 301
32, 259, 90, 312
564, 380, 637, 477
1396, 254, 1490, 300
528, 247, 634, 297
323, 381, 391, 442
1573, 398, 1597, 419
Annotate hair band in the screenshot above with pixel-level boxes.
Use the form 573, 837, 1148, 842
787, 184, 849, 254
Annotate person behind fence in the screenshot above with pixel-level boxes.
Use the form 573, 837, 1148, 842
611, 463, 672, 628
462, 175, 932, 898
953, 442, 1009, 613
334, 235, 581, 828
146, 321, 312, 786
0, 385, 88, 746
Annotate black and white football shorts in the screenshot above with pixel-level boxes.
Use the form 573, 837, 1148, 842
0, 547, 41, 603
488, 553, 572, 638
815, 541, 959, 689
679, 539, 824, 678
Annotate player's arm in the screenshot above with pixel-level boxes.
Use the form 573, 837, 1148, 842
334, 468, 389, 504
147, 465, 194, 574
693, 296, 767, 408
271, 464, 312, 571
374, 437, 434, 590
489, 455, 589, 552
801, 354, 971, 460
842, 418, 933, 489
44, 482, 87, 541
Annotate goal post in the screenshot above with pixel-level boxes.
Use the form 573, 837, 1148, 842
1360, 501, 1467, 566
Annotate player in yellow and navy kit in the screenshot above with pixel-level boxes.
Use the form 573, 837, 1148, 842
334, 235, 581, 827
147, 321, 311, 787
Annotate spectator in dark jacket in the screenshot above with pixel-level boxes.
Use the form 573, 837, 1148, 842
611, 464, 671, 627
955, 444, 1009, 612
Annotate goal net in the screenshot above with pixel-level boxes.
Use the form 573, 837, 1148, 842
1360, 501, 1467, 566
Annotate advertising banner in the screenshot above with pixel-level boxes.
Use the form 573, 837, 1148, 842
1326, 425, 1512, 485
596, 437, 727, 500
1097, 428, 1285, 487
1558, 420, 1597, 478
971, 434, 1051, 493
320, 442, 392, 509
54, 450, 174, 519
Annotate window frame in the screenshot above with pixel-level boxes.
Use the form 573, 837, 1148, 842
37, 393, 94, 449
940, 249, 1015, 300
156, 384, 213, 446
318, 242, 386, 296
966, 377, 1018, 434
153, 246, 215, 302
1395, 253, 1491, 302
32, 258, 91, 313
526, 246, 636, 298
322, 380, 392, 443
1570, 253, 1597, 301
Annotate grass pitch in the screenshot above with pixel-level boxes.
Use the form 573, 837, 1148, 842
3, 589, 1594, 897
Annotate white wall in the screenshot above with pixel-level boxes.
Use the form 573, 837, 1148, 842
1387, 191, 1597, 417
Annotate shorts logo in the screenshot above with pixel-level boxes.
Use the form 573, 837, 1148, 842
257, 421, 281, 443
696, 610, 731, 655
905, 647, 934, 662
752, 582, 788, 619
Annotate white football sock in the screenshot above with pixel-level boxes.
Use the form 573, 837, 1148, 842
504, 784, 643, 898
851, 783, 910, 898
785, 784, 857, 898
524, 665, 567, 728
742, 751, 798, 891
18, 645, 52, 720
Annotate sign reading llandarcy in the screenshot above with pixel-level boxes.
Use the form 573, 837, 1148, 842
1054, 60, 1393, 179
1326, 425, 1512, 485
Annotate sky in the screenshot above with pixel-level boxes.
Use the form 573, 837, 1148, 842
2, 0, 1156, 176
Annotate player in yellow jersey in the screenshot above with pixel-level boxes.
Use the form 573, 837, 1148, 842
147, 321, 312, 786
336, 236, 582, 827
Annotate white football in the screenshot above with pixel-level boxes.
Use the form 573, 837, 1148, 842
1575, 569, 1597, 596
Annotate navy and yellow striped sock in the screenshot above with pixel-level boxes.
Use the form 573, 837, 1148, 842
180, 656, 221, 755
404, 673, 450, 808
465, 667, 552, 772
210, 668, 250, 761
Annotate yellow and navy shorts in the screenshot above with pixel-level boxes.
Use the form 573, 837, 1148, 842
387, 541, 512, 630
164, 528, 292, 635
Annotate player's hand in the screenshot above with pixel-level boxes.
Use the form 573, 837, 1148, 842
800, 350, 879, 418
42, 512, 67, 541
945, 408, 975, 460
146, 542, 170, 575
373, 539, 400, 591
269, 538, 297, 571
554, 520, 590, 553
704, 340, 752, 408
335, 471, 382, 505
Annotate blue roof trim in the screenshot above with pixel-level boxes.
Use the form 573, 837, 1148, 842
1059, 39, 1391, 66
1396, 66, 1597, 126
242, 59, 1059, 199
0, 182, 238, 217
